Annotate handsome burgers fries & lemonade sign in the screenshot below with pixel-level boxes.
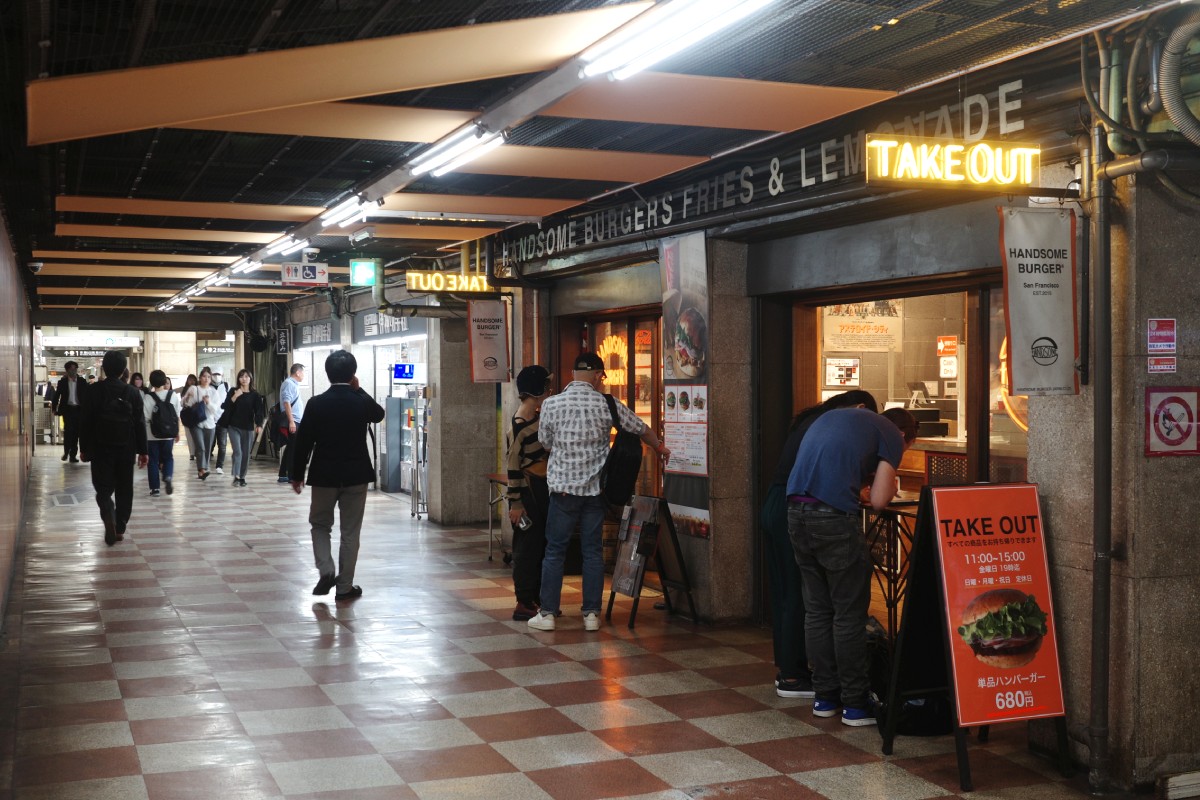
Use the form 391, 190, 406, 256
930, 484, 1064, 727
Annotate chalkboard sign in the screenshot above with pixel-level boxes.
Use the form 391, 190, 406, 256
606, 496, 697, 628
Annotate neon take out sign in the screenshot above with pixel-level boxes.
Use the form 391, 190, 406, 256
865, 134, 1040, 188
405, 271, 492, 293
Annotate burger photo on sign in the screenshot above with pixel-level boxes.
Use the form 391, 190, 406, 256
673, 307, 707, 378
956, 588, 1048, 669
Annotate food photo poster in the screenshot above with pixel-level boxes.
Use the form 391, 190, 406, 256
660, 233, 711, 537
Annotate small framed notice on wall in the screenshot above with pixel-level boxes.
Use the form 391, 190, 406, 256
825, 357, 861, 387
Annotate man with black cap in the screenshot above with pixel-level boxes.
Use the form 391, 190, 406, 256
505, 365, 553, 621
79, 350, 149, 545
527, 353, 670, 632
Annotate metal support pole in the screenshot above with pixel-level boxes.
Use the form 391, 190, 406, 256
1088, 124, 1113, 794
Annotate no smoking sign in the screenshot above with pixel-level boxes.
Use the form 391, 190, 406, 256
1146, 387, 1199, 456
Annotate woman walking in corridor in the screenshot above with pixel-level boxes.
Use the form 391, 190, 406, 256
222, 369, 264, 487
183, 370, 219, 480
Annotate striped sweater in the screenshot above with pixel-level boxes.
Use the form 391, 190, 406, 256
506, 414, 548, 511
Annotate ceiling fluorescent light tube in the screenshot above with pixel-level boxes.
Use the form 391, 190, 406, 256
242, 260, 263, 274
339, 208, 371, 228
229, 258, 249, 273
171, 297, 187, 306
584, 0, 777, 80
214, 275, 230, 286
409, 125, 484, 169
430, 134, 504, 178
321, 198, 364, 228
192, 288, 206, 296
321, 196, 361, 221
410, 129, 494, 177
579, 0, 694, 68
265, 237, 296, 256
280, 238, 310, 256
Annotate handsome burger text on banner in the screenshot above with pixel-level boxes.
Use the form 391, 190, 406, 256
999, 207, 1079, 396
467, 299, 509, 383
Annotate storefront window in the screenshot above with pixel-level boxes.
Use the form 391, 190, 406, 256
582, 315, 663, 497
817, 292, 968, 490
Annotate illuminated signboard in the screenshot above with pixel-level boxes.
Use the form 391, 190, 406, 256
865, 134, 1040, 188
405, 271, 492, 293
350, 258, 380, 287
393, 363, 415, 380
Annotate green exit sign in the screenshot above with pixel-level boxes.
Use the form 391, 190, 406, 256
350, 258, 380, 287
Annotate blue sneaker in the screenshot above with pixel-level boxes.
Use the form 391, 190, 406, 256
842, 703, 878, 727
813, 698, 841, 718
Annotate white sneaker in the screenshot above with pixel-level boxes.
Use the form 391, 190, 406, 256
215, 467, 224, 474
526, 612, 555, 631
583, 612, 600, 632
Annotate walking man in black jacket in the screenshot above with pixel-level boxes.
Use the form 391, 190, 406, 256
290, 350, 385, 601
79, 351, 149, 545
53, 360, 87, 462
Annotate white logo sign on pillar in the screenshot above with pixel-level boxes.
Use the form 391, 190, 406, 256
467, 299, 509, 383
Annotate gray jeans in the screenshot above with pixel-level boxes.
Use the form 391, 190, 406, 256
787, 503, 872, 707
309, 484, 368, 593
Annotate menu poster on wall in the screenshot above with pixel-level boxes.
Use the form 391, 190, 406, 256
821, 300, 904, 352
467, 299, 510, 383
660, 232, 710, 537
824, 358, 861, 387
999, 207, 1079, 396
930, 484, 1065, 727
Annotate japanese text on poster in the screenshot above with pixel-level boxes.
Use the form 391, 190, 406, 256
930, 484, 1065, 727
821, 300, 904, 352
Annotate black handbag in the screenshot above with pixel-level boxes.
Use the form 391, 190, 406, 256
180, 391, 207, 429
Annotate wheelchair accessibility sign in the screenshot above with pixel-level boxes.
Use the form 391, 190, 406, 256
281, 262, 329, 287
1145, 387, 1199, 456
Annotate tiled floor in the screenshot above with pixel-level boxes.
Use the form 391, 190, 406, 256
0, 451, 1102, 799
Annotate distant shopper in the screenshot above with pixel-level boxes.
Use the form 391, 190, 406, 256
290, 351, 384, 601
277, 363, 306, 483
129, 372, 145, 391
528, 353, 670, 632
179, 374, 198, 461
505, 365, 553, 621
183, 370, 220, 480
209, 371, 229, 474
52, 360, 87, 463
761, 390, 877, 700
79, 350, 149, 545
142, 370, 181, 497
786, 406, 917, 727
222, 369, 264, 487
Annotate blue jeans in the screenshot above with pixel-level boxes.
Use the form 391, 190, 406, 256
147, 439, 174, 491
539, 492, 606, 614
787, 503, 872, 707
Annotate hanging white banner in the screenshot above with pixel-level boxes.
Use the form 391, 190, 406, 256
999, 207, 1079, 396
467, 299, 510, 383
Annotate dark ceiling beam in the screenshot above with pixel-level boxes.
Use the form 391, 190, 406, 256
127, 0, 157, 68
354, 0, 400, 39
247, 0, 291, 54
32, 308, 241, 331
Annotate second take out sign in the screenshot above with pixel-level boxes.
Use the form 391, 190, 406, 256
929, 484, 1065, 727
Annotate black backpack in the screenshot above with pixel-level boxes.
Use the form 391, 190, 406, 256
150, 391, 179, 439
600, 394, 643, 507
95, 383, 136, 448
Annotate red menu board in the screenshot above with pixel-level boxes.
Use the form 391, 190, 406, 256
930, 485, 1065, 727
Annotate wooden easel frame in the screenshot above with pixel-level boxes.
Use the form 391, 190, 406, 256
605, 496, 698, 628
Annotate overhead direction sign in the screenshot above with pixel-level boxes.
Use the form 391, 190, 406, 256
281, 262, 330, 287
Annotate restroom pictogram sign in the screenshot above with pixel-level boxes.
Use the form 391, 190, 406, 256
1145, 387, 1199, 456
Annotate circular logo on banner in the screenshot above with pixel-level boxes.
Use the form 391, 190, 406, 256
483, 357, 498, 371
1030, 336, 1059, 366
1154, 396, 1194, 447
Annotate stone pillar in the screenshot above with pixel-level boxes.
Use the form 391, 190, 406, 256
675, 238, 755, 621
427, 317, 497, 524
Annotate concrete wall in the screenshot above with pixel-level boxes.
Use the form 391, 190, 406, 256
0, 213, 32, 624
1030, 174, 1200, 788
146, 330, 196, 383
695, 238, 756, 621
427, 318, 497, 525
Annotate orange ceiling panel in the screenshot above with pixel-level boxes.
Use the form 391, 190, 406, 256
37, 263, 215, 279
56, 196, 322, 222
180, 104, 474, 143
203, 286, 305, 295
40, 287, 175, 297
34, 250, 239, 264
381, 193, 578, 217
463, 146, 704, 183
26, 4, 651, 145
544, 72, 895, 132
366, 224, 504, 241
55, 225, 279, 244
